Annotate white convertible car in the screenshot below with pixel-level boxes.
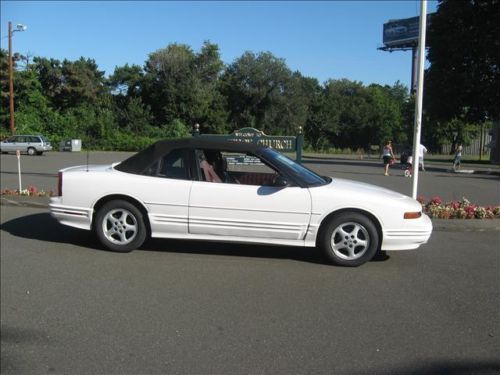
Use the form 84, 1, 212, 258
50, 138, 432, 266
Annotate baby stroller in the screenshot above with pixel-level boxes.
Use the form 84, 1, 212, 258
404, 155, 413, 178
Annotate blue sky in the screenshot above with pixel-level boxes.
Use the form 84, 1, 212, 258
1, 1, 437, 88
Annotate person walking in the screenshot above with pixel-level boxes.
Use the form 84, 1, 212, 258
453, 143, 463, 171
382, 140, 395, 176
418, 143, 428, 171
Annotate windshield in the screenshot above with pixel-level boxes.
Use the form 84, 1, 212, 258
261, 148, 328, 187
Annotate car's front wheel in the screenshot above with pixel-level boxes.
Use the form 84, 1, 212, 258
320, 212, 379, 267
27, 147, 36, 156
94, 200, 147, 252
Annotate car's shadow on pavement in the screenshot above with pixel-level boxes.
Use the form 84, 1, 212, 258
1, 212, 95, 248
1, 212, 390, 265
143, 237, 329, 264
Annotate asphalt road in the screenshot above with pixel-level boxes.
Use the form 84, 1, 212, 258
1, 152, 499, 205
1, 151, 500, 374
1, 204, 499, 375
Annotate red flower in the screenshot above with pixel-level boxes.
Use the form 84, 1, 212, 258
430, 196, 442, 205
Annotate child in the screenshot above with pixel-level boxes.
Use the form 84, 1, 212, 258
404, 155, 413, 178
453, 144, 462, 171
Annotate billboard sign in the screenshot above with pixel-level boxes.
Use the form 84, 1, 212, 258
383, 15, 432, 48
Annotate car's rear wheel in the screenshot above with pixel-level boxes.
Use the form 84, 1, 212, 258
27, 147, 36, 156
320, 212, 379, 267
94, 200, 146, 252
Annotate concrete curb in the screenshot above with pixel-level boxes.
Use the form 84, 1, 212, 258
1, 196, 499, 232
1, 196, 50, 208
453, 168, 500, 176
431, 218, 500, 232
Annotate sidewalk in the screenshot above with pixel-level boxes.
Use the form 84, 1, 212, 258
1, 195, 498, 232
302, 153, 500, 176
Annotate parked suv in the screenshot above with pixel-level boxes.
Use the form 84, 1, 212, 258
0, 134, 53, 155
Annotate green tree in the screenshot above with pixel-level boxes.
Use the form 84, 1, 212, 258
221, 51, 307, 134
191, 42, 228, 133
0, 49, 11, 133
320, 79, 370, 149
302, 76, 328, 149
142, 41, 227, 133
163, 118, 191, 138
367, 82, 411, 147
0, 49, 28, 133
113, 96, 153, 134
33, 57, 107, 111
58, 57, 107, 110
14, 69, 57, 135
316, 80, 409, 151
425, 0, 500, 148
108, 64, 144, 97
32, 57, 63, 107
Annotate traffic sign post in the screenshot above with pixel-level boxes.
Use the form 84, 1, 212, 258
16, 149, 22, 193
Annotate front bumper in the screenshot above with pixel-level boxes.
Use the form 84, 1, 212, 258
381, 213, 433, 251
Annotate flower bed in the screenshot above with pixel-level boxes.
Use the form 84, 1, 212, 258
1, 186, 54, 198
418, 196, 500, 219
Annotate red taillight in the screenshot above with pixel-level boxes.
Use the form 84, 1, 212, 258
57, 172, 63, 196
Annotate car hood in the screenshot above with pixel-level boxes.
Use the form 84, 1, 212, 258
327, 178, 408, 200
309, 177, 423, 217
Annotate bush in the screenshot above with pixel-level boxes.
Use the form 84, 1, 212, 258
106, 132, 159, 151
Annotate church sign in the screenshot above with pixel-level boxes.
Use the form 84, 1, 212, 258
193, 126, 304, 163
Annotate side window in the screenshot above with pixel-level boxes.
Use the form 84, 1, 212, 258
195, 149, 222, 183
223, 152, 277, 186
30, 136, 40, 143
16, 136, 26, 143
158, 148, 189, 180
195, 149, 279, 186
143, 160, 159, 176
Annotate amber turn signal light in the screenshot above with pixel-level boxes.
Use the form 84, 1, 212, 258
404, 211, 422, 219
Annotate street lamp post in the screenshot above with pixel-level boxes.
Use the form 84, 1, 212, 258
411, 0, 428, 199
8, 21, 27, 135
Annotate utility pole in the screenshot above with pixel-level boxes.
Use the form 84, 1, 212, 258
8, 21, 27, 135
411, 0, 428, 199
8, 21, 15, 134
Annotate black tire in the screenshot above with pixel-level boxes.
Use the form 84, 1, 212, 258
36, 151, 43, 155
320, 212, 379, 267
27, 147, 36, 156
94, 200, 147, 252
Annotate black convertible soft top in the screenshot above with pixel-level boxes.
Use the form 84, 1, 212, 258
115, 137, 267, 174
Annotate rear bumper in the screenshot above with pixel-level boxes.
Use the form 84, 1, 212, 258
49, 197, 92, 230
382, 213, 433, 250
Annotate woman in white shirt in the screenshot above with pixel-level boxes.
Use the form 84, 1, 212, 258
382, 140, 395, 176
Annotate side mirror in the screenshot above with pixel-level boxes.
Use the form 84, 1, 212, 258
274, 175, 289, 187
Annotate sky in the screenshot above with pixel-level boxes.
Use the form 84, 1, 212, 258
1, 0, 437, 89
